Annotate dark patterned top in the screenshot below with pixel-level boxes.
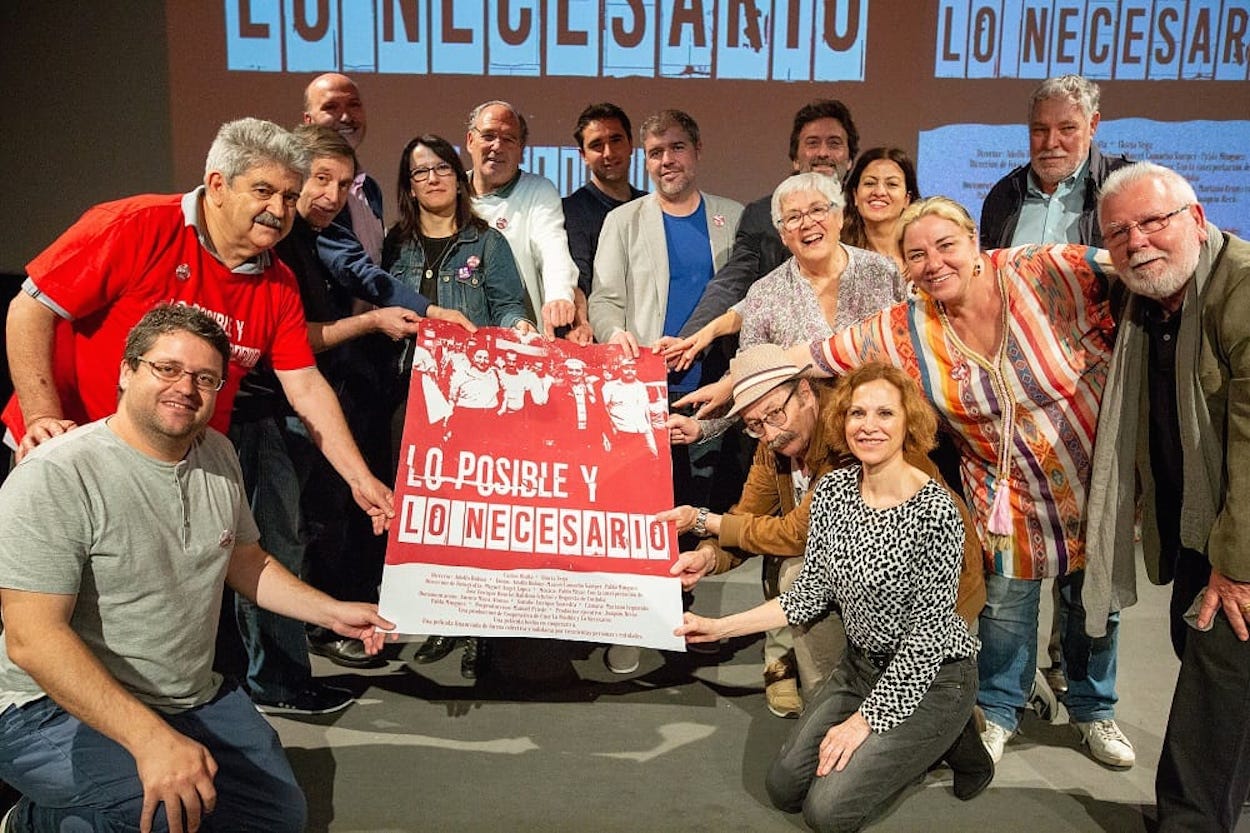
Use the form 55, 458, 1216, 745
779, 466, 979, 732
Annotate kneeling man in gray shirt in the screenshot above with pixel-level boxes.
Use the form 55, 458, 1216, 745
0, 304, 393, 833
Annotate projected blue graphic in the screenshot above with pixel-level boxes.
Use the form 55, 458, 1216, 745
522, 146, 650, 196
935, 0, 1250, 80
224, 0, 868, 81
918, 119, 1250, 237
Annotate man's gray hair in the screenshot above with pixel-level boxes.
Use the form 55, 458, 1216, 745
1098, 161, 1199, 212
1029, 74, 1100, 120
466, 100, 529, 146
771, 172, 844, 227
204, 118, 310, 182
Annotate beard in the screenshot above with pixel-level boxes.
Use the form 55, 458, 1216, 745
1120, 243, 1199, 303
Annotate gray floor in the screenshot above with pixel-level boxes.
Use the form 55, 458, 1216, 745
271, 569, 1247, 833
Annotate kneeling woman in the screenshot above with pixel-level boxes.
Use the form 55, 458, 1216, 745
677, 363, 981, 833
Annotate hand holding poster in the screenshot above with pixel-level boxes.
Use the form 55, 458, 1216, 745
379, 322, 685, 651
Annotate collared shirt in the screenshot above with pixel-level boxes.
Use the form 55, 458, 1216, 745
348, 172, 384, 262
1011, 157, 1089, 246
8, 189, 312, 440
182, 187, 271, 274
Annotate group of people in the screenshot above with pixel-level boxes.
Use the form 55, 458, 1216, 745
0, 66, 1243, 833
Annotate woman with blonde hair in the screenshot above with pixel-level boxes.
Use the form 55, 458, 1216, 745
787, 196, 1128, 768
682, 195, 1131, 769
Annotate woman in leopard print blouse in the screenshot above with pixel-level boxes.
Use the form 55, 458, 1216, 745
677, 363, 984, 832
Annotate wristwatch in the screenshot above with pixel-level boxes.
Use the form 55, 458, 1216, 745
692, 506, 710, 538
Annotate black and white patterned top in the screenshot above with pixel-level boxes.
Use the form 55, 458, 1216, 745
779, 466, 979, 732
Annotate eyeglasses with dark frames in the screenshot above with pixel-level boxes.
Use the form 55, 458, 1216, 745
743, 384, 800, 438
410, 162, 455, 182
134, 357, 225, 392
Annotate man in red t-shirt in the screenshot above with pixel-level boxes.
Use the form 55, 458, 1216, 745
4, 117, 394, 528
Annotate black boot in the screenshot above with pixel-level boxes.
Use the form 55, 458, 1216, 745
944, 711, 994, 800
413, 635, 460, 665
461, 637, 486, 680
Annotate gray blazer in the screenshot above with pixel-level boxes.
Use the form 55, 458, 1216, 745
588, 192, 744, 346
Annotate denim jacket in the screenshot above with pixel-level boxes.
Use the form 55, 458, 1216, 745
382, 223, 529, 328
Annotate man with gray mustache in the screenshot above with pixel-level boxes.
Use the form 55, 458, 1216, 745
3, 118, 394, 532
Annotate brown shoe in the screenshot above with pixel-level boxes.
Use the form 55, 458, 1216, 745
764, 658, 802, 718
1044, 663, 1068, 697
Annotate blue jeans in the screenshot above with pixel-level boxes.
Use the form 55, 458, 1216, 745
977, 570, 1119, 731
0, 683, 306, 832
230, 417, 317, 702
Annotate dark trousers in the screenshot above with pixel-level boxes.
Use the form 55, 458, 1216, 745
305, 384, 392, 604
1157, 608, 1250, 832
230, 416, 318, 701
766, 649, 976, 833
1168, 547, 1212, 660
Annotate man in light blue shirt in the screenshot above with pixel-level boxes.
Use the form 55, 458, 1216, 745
980, 75, 1131, 250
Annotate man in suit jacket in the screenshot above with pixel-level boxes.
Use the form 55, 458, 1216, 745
588, 109, 743, 362
1086, 162, 1250, 831
588, 110, 745, 674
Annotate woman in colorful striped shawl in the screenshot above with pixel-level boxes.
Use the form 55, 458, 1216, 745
763, 196, 1133, 768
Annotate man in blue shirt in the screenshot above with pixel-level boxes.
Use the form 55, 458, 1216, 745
588, 110, 744, 673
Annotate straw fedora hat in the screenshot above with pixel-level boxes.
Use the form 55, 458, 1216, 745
725, 343, 812, 418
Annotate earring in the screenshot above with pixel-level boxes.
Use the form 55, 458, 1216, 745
973, 260, 982, 278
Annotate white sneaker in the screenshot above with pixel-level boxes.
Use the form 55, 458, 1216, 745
1075, 719, 1135, 768
1028, 667, 1059, 723
980, 720, 1014, 764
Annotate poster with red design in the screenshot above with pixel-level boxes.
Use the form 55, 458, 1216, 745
378, 321, 685, 651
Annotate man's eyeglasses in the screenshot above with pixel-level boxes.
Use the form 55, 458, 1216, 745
410, 162, 454, 182
1104, 205, 1190, 247
743, 384, 799, 438
778, 204, 833, 231
134, 358, 225, 392
471, 127, 521, 149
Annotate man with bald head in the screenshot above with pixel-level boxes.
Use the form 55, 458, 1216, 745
465, 100, 587, 342
1086, 162, 1250, 831
303, 73, 381, 258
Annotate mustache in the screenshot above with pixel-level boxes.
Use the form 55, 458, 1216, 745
254, 211, 283, 230
768, 431, 798, 451
1129, 250, 1162, 266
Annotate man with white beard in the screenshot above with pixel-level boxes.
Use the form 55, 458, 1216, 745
1086, 162, 1250, 832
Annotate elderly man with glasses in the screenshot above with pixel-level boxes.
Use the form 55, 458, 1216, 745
1085, 162, 1250, 832
465, 99, 587, 342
